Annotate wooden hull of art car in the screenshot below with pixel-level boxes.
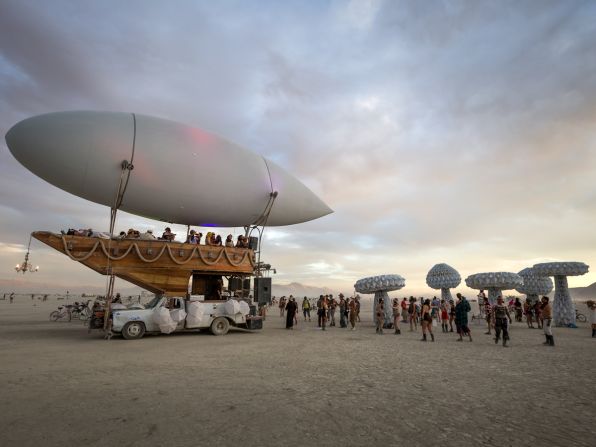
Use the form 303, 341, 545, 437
32, 231, 255, 296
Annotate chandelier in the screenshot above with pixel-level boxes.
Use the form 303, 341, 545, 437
15, 235, 38, 273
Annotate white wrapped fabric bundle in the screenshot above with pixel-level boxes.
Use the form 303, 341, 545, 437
224, 299, 241, 315
159, 320, 178, 334
187, 301, 205, 317
185, 301, 205, 327
154, 306, 172, 325
239, 301, 250, 315
154, 307, 177, 334
169, 308, 187, 323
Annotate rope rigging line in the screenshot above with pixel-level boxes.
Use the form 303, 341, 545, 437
104, 113, 137, 332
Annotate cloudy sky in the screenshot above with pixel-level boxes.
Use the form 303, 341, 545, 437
1, 0, 595, 296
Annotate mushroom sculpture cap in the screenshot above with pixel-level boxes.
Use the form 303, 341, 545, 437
426, 263, 461, 290
354, 274, 406, 294
465, 272, 523, 290
532, 262, 589, 277
516, 267, 554, 295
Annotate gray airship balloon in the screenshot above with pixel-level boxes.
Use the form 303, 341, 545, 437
5, 111, 332, 227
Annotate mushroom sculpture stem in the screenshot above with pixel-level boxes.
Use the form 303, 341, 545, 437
465, 272, 523, 307
553, 275, 572, 327
440, 288, 453, 303
426, 264, 461, 306
516, 267, 553, 307
354, 274, 406, 328
532, 262, 589, 327
487, 288, 502, 304
374, 291, 392, 327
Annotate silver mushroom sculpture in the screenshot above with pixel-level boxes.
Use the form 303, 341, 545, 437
516, 267, 553, 305
354, 274, 406, 328
532, 262, 589, 327
465, 272, 523, 305
426, 263, 461, 302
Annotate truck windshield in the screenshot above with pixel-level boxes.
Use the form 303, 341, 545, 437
144, 297, 161, 309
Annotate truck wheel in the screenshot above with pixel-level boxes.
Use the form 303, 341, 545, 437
210, 317, 230, 336
122, 321, 146, 340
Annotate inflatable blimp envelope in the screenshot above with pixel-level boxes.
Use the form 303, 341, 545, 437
5, 111, 332, 226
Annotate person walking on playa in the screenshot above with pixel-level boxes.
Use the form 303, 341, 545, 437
484, 297, 493, 335
408, 297, 417, 332
302, 296, 311, 322
587, 300, 596, 338
401, 297, 408, 323
285, 297, 298, 330
477, 290, 487, 319
9, 292, 14, 304
329, 295, 337, 327
541, 296, 554, 346
492, 296, 512, 347
318, 295, 328, 330
455, 293, 472, 342
524, 298, 534, 329
348, 297, 358, 330
392, 298, 401, 334
375, 299, 385, 334
448, 299, 455, 332
279, 296, 286, 318
533, 300, 543, 329
339, 294, 347, 328
420, 299, 435, 342
440, 300, 449, 333
355, 295, 361, 322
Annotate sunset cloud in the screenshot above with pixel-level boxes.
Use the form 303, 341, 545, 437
1, 0, 595, 295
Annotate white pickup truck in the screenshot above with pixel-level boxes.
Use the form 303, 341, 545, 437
111, 296, 262, 340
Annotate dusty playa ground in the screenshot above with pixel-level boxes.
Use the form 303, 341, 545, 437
0, 298, 594, 447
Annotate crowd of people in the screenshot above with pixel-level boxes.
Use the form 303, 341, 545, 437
66, 226, 251, 248
268, 291, 594, 347
272, 294, 361, 331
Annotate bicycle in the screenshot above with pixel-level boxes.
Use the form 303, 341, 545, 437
576, 309, 587, 323
70, 300, 92, 321
49, 305, 73, 321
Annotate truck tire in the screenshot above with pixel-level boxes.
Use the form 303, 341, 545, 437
210, 317, 230, 336
121, 321, 146, 340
